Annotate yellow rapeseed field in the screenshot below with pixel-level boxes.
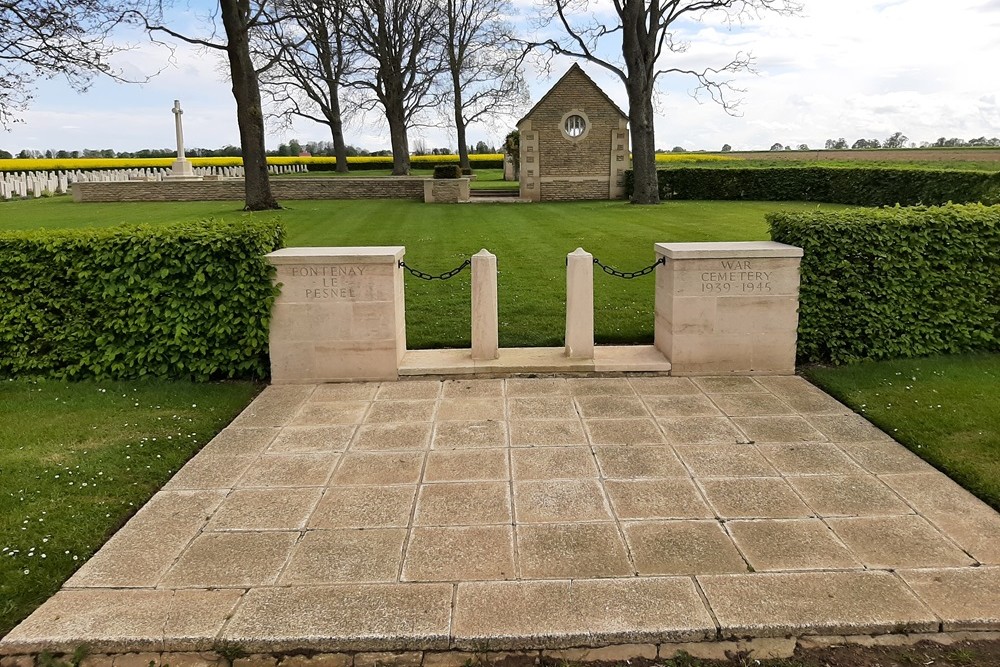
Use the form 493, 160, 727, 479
0, 154, 508, 172
0, 157, 238, 172
0, 152, 733, 172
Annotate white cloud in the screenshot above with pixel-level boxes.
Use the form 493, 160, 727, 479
2, 0, 998, 153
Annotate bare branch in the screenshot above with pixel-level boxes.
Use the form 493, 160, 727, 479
657, 51, 754, 114
0, 0, 156, 125
142, 20, 226, 50
441, 0, 530, 167
340, 0, 446, 173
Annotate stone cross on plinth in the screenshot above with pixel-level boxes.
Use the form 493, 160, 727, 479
166, 99, 200, 180
172, 100, 186, 158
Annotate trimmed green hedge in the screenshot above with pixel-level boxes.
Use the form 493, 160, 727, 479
433, 164, 462, 179
624, 166, 1000, 205
0, 219, 284, 380
768, 204, 1000, 364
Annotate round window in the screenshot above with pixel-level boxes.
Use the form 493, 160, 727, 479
564, 114, 586, 138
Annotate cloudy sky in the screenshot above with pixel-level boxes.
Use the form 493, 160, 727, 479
3, 0, 999, 154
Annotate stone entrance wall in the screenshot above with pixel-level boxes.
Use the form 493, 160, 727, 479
265, 243, 803, 383
654, 242, 803, 375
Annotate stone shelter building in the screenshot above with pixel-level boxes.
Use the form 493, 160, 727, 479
518, 64, 631, 201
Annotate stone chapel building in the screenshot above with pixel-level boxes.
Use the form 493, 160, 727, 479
518, 64, 631, 201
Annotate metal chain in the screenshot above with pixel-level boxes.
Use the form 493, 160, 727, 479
592, 256, 665, 279
398, 259, 471, 281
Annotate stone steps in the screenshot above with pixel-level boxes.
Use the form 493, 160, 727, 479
398, 345, 672, 376
469, 188, 521, 198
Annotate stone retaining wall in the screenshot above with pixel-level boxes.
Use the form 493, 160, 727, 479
72, 178, 431, 203
4, 632, 1000, 667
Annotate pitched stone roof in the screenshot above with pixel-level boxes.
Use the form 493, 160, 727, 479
518, 63, 629, 125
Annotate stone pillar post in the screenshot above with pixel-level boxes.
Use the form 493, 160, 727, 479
471, 249, 499, 360
267, 247, 407, 382
565, 248, 594, 359
654, 241, 804, 376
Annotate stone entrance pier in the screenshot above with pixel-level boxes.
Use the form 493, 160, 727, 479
267, 247, 406, 383
654, 242, 803, 376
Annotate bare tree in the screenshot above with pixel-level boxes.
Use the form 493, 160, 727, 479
345, 0, 444, 175
531, 0, 799, 204
254, 0, 355, 172
141, 0, 285, 210
0, 0, 149, 127
442, 0, 528, 172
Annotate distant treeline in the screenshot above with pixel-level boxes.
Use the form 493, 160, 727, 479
659, 134, 1000, 154
0, 139, 502, 161
5, 134, 1000, 160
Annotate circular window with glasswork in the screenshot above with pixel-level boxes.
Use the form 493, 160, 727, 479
560, 111, 590, 141
564, 114, 586, 137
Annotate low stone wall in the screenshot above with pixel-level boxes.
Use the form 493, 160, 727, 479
72, 178, 430, 203
537, 177, 610, 201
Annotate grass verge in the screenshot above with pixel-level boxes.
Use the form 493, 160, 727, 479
804, 353, 1000, 511
0, 379, 262, 637
0, 197, 843, 348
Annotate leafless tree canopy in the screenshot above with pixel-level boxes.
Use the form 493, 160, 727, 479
443, 0, 529, 170
252, 0, 527, 174
253, 0, 357, 171
344, 0, 446, 175
0, 0, 147, 127
531, 0, 800, 203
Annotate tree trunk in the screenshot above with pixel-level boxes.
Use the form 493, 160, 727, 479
628, 90, 659, 204
220, 0, 280, 210
329, 91, 350, 173
385, 96, 410, 175
319, 15, 349, 174
453, 69, 470, 171
455, 115, 470, 171
620, 0, 659, 205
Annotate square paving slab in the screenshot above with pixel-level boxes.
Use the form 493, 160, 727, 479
4, 376, 999, 656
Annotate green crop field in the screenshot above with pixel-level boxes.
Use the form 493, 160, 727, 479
717, 147, 1000, 172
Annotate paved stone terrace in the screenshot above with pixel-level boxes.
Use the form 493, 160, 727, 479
3, 375, 999, 657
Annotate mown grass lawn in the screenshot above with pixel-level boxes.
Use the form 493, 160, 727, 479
0, 379, 261, 637
0, 196, 842, 348
805, 353, 1000, 511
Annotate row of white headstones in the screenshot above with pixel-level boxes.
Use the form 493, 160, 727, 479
1, 100, 311, 200
0, 164, 310, 201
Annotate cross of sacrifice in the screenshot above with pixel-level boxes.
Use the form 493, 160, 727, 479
172, 100, 186, 159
